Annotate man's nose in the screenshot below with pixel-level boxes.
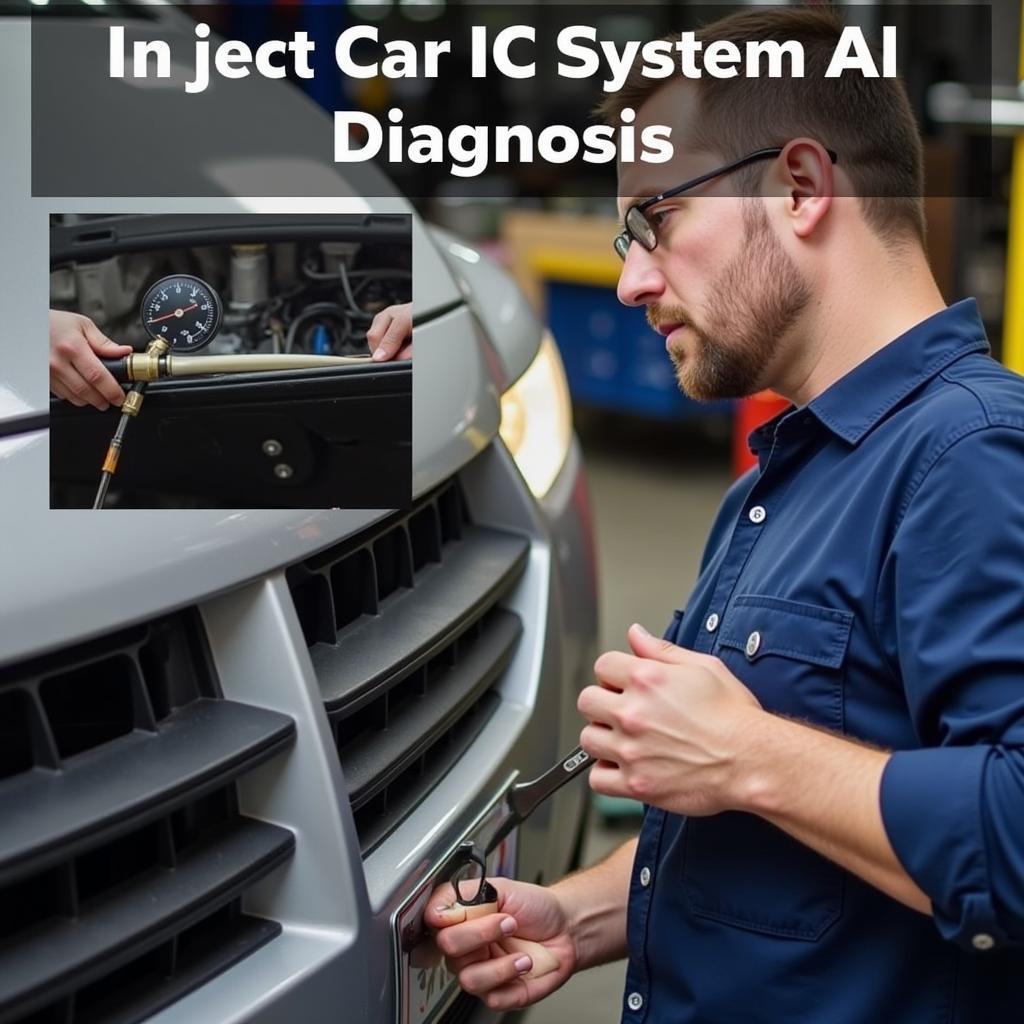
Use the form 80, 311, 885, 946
616, 243, 665, 307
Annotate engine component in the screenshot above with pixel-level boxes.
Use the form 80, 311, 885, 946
320, 240, 360, 273
52, 238, 411, 360
230, 244, 269, 310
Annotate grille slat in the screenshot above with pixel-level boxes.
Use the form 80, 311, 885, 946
71, 911, 281, 1024
342, 609, 522, 809
0, 817, 293, 1022
352, 691, 501, 854
310, 526, 528, 712
0, 699, 294, 888
0, 610, 296, 1024
289, 476, 528, 854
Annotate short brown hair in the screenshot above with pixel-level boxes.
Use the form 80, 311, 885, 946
597, 7, 925, 246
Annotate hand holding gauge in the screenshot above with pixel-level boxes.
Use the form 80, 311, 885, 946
93, 273, 217, 509
91, 272, 381, 508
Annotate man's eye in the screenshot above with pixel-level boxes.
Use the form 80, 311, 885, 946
650, 208, 674, 228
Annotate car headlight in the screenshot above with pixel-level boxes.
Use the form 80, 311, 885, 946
499, 330, 572, 499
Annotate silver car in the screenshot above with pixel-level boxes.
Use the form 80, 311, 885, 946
0, 4, 598, 1022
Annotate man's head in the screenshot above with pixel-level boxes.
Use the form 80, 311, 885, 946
644, 195, 813, 401
599, 7, 927, 401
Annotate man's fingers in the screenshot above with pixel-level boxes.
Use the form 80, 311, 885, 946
368, 303, 412, 361
59, 362, 110, 411
445, 946, 491, 975
476, 968, 568, 1013
626, 622, 695, 664
457, 950, 534, 998
579, 722, 618, 764
423, 884, 462, 930
82, 320, 132, 356
577, 683, 618, 727
592, 650, 633, 691
434, 913, 518, 959
588, 761, 628, 798
49, 312, 129, 410
372, 317, 408, 361
366, 310, 393, 349
70, 351, 125, 408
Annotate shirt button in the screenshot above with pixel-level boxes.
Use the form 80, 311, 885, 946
627, 992, 644, 1011
748, 505, 766, 524
745, 631, 762, 659
639, 866, 651, 887
972, 933, 996, 951
705, 612, 720, 633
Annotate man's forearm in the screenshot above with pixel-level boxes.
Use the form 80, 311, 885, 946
736, 712, 931, 915
551, 836, 637, 970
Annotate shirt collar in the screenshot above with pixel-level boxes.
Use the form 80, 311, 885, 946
750, 299, 990, 453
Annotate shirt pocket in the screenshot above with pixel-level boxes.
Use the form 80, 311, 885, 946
681, 595, 853, 941
716, 594, 853, 728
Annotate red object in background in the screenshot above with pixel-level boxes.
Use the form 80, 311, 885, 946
732, 391, 791, 477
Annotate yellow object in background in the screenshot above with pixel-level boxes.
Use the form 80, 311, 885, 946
1003, 3, 1024, 373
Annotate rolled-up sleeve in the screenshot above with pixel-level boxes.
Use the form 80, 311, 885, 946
877, 421, 1024, 951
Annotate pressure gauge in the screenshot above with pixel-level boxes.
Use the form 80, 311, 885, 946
140, 274, 222, 352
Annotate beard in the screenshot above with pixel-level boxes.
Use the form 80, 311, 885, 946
648, 201, 811, 401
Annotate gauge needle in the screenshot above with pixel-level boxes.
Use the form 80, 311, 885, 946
148, 303, 198, 325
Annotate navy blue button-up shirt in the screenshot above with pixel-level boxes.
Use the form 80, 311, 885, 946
622, 300, 1024, 1024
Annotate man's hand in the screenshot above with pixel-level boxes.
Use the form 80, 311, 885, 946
49, 310, 132, 411
367, 302, 412, 361
579, 623, 763, 816
424, 876, 578, 1012
581, 624, 931, 915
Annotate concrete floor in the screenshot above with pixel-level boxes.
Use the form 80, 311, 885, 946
525, 410, 734, 1024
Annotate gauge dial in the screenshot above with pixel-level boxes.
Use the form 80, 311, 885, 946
140, 274, 222, 352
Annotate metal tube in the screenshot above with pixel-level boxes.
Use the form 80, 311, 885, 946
166, 353, 372, 376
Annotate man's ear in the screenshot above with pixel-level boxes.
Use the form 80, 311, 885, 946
773, 138, 834, 239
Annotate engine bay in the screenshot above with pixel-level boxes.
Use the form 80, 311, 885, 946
48, 214, 413, 509
50, 225, 412, 358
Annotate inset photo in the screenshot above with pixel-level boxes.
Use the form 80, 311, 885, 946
49, 213, 412, 509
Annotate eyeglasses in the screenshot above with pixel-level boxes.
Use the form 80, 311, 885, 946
613, 146, 839, 261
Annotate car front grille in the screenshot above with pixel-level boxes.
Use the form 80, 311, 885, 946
0, 610, 296, 1024
288, 477, 528, 855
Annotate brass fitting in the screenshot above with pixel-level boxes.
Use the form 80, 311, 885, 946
124, 339, 171, 381
122, 390, 145, 417
125, 353, 158, 382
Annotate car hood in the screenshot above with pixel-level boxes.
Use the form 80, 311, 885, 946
2, 7, 464, 422
0, 10, 536, 665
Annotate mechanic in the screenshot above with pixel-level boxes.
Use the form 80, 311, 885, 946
427, 8, 1024, 1023
48, 301, 413, 411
